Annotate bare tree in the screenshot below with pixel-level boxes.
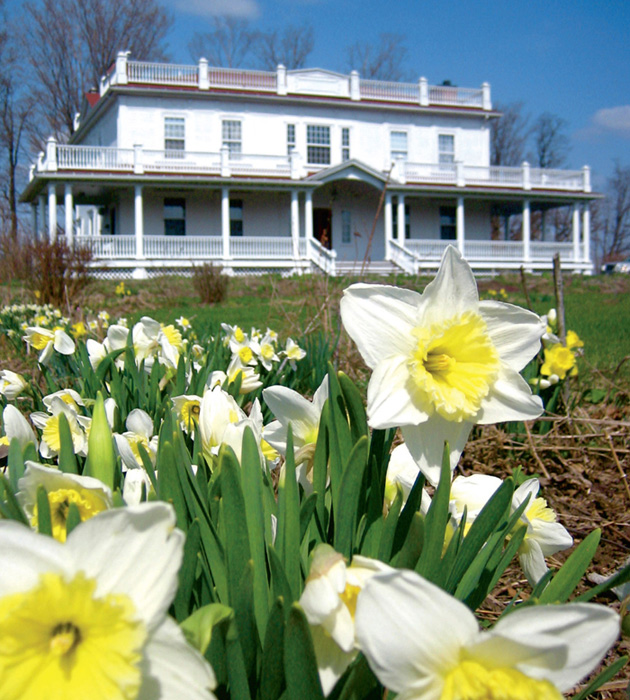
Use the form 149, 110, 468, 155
22, 0, 172, 143
530, 112, 570, 169
0, 4, 33, 239
188, 17, 255, 68
490, 102, 530, 166
345, 33, 409, 81
253, 23, 315, 70
595, 162, 630, 264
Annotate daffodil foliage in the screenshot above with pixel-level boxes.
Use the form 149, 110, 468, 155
0, 251, 628, 699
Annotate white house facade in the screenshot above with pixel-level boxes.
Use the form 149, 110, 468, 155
21, 52, 595, 277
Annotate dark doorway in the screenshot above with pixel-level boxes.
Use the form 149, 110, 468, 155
313, 207, 332, 249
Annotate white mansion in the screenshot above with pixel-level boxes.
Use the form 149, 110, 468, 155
22, 52, 594, 277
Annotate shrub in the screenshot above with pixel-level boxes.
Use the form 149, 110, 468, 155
192, 262, 229, 304
23, 236, 93, 307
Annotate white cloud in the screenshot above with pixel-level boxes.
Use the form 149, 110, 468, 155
169, 0, 260, 19
591, 106, 630, 136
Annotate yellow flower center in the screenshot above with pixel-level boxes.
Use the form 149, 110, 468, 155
261, 343, 275, 361
525, 497, 556, 524
238, 346, 253, 364
441, 660, 562, 700
130, 436, 151, 465
261, 439, 279, 461
339, 583, 362, 620
42, 415, 83, 455
32, 488, 108, 542
409, 311, 500, 421
161, 324, 182, 349
30, 331, 52, 351
234, 327, 245, 343
0, 572, 146, 700
180, 400, 201, 430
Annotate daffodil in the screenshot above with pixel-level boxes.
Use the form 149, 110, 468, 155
114, 408, 159, 470
257, 332, 280, 371
263, 378, 328, 491
172, 394, 202, 433
31, 398, 88, 459
356, 568, 619, 700
42, 388, 85, 413
0, 503, 217, 700
541, 343, 577, 380
198, 386, 246, 462
23, 326, 75, 365
0, 369, 29, 399
175, 316, 191, 330
17, 462, 113, 542
385, 443, 431, 512
283, 337, 307, 369
0, 404, 38, 457
512, 478, 573, 585
299, 545, 393, 695
226, 355, 263, 393
340, 246, 544, 479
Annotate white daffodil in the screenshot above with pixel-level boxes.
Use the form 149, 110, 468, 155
384, 442, 431, 512
42, 388, 85, 413
172, 394, 202, 434
221, 323, 246, 346
282, 337, 306, 370
17, 462, 113, 542
299, 545, 393, 695
257, 332, 280, 371
263, 378, 328, 491
87, 324, 129, 370
356, 568, 619, 700
226, 355, 263, 393
31, 397, 88, 459
23, 326, 76, 365
132, 317, 181, 371
0, 369, 29, 399
340, 245, 544, 481
122, 467, 154, 506
512, 478, 574, 585
229, 335, 260, 368
0, 502, 217, 700
114, 408, 159, 470
220, 398, 268, 465
0, 404, 38, 457
198, 386, 246, 462
450, 473, 503, 523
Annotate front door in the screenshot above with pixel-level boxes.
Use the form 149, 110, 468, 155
313, 208, 332, 249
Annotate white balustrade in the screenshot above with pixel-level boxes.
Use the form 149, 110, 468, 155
529, 168, 584, 191
359, 79, 419, 103
463, 165, 524, 187
229, 154, 291, 177
308, 238, 336, 275
143, 236, 223, 259
57, 146, 134, 171
404, 240, 451, 259
128, 61, 198, 86
206, 67, 277, 91
230, 236, 294, 258
530, 241, 574, 261
404, 162, 457, 185
428, 86, 483, 107
465, 240, 523, 259
389, 240, 417, 274
78, 235, 137, 258
142, 150, 221, 174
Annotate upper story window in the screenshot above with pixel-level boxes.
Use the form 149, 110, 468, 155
222, 120, 242, 159
390, 131, 408, 162
287, 124, 296, 154
164, 198, 185, 236
307, 125, 331, 165
342, 128, 350, 162
164, 117, 185, 159
439, 134, 455, 166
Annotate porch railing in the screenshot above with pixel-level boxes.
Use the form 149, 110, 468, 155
230, 236, 294, 258
389, 239, 417, 274
143, 236, 223, 259
57, 145, 134, 171
142, 150, 221, 175
77, 235, 137, 258
308, 238, 336, 275
465, 240, 523, 259
530, 241, 574, 260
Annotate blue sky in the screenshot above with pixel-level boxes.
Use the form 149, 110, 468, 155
162, 0, 630, 190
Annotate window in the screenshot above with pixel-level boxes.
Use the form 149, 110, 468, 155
439, 134, 455, 166
390, 131, 408, 162
307, 125, 331, 165
440, 206, 456, 240
342, 128, 350, 162
164, 117, 185, 159
164, 198, 185, 236
230, 199, 243, 237
287, 124, 296, 154
341, 210, 351, 244
392, 203, 411, 239
222, 120, 242, 159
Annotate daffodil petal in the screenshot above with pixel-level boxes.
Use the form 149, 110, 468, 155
340, 284, 419, 368
476, 366, 543, 424
518, 537, 549, 585
479, 300, 545, 371
138, 617, 217, 700
356, 569, 478, 695
529, 520, 573, 554
66, 504, 183, 632
401, 417, 472, 486
262, 385, 321, 442
368, 356, 429, 428
126, 409, 154, 439
491, 604, 620, 692
309, 624, 356, 696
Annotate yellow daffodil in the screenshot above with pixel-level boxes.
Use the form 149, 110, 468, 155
566, 329, 584, 351
356, 569, 619, 700
0, 503, 217, 700
541, 343, 577, 380
71, 321, 87, 339
340, 246, 544, 480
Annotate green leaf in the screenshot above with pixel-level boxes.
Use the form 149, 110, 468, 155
334, 436, 369, 559
173, 519, 201, 620
312, 402, 330, 540
156, 441, 188, 530
83, 392, 116, 487
571, 655, 628, 700
277, 426, 302, 600
538, 529, 601, 604
378, 488, 403, 562
284, 604, 325, 700
390, 512, 424, 570
300, 493, 318, 544
181, 602, 234, 656
260, 598, 287, 700
338, 371, 368, 442
56, 412, 78, 475
36, 485, 52, 536
65, 502, 82, 536
0, 474, 28, 524
8, 438, 26, 494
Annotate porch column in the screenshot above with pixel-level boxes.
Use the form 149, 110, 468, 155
572, 202, 580, 262
291, 189, 300, 258
221, 187, 230, 262
64, 184, 74, 248
38, 194, 46, 239
384, 192, 393, 260
456, 196, 465, 255
522, 199, 531, 265
47, 183, 57, 242
583, 203, 591, 269
304, 190, 313, 243
134, 184, 144, 259
397, 195, 405, 242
